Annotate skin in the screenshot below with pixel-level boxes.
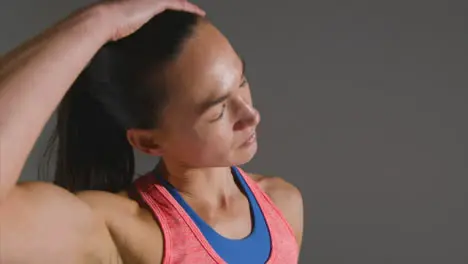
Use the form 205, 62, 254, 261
0, 1, 303, 263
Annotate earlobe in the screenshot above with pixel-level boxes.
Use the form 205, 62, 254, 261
145, 147, 164, 156
126, 129, 164, 156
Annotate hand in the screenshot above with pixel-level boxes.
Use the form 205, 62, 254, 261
97, 0, 205, 41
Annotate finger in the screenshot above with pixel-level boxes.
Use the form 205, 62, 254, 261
163, 0, 206, 16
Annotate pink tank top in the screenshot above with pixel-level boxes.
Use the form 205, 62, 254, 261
132, 167, 299, 264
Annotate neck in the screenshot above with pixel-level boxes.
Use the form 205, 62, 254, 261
156, 159, 240, 205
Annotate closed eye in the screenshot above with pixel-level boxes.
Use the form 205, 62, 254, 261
240, 76, 248, 87
211, 103, 226, 122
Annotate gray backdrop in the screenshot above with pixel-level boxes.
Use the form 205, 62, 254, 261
1, 0, 467, 263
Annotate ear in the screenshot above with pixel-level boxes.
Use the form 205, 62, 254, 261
126, 129, 164, 156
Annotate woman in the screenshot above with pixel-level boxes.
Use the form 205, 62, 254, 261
0, 0, 303, 263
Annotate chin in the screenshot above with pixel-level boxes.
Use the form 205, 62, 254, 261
198, 141, 258, 168
232, 141, 258, 166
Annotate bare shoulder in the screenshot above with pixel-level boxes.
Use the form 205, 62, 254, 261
77, 189, 164, 264
247, 172, 304, 248
76, 189, 141, 218
0, 182, 120, 264
247, 173, 303, 212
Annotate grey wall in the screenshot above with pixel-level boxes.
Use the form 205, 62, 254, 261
1, 0, 467, 263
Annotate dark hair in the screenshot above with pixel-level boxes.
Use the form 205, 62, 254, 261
40, 11, 200, 193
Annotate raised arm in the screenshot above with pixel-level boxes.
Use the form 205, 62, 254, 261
0, 6, 110, 202
0, 0, 204, 203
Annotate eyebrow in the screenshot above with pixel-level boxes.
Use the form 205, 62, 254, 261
198, 58, 246, 115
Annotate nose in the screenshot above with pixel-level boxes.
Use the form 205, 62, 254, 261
233, 101, 261, 131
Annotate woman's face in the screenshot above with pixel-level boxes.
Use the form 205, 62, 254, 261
153, 21, 260, 168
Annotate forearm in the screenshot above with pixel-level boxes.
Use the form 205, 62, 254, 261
0, 6, 111, 202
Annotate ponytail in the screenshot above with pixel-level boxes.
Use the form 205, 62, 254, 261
45, 79, 135, 193
40, 10, 201, 193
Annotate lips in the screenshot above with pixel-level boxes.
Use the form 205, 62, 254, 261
241, 131, 257, 146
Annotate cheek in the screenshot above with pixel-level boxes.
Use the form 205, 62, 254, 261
166, 121, 233, 155
170, 127, 235, 166
194, 121, 235, 150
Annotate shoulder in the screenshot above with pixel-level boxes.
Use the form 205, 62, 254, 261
76, 189, 140, 218
247, 172, 304, 248
76, 189, 164, 263
1, 182, 121, 264
76, 189, 158, 233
